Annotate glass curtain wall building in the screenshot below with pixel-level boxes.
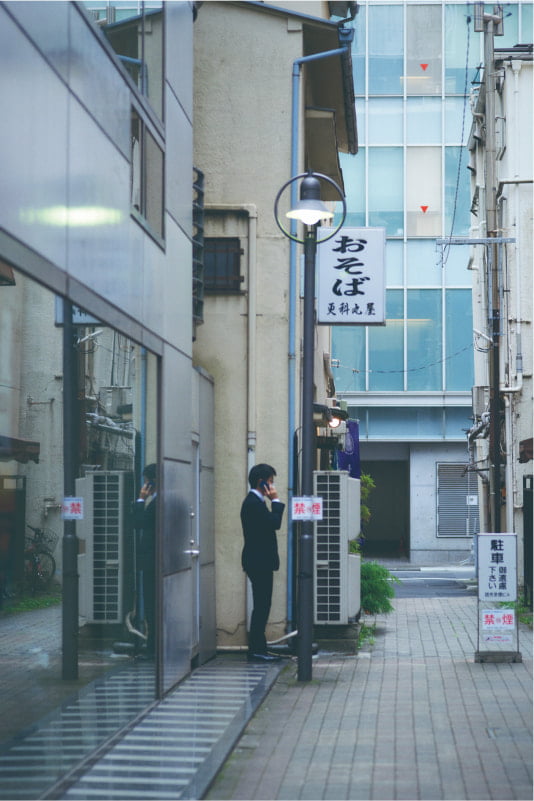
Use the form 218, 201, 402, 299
332, 1, 533, 562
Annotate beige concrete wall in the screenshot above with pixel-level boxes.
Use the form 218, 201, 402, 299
193, 2, 336, 646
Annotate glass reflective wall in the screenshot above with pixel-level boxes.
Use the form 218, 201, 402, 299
0, 266, 158, 790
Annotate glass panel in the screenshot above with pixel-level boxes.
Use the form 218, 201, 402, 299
355, 98, 365, 145
368, 147, 403, 235
368, 98, 403, 144
368, 4, 403, 95
340, 151, 365, 228
368, 289, 404, 391
331, 326, 366, 392
445, 4, 481, 93
521, 4, 533, 42
386, 239, 403, 285
444, 96, 469, 144
496, 3, 519, 47
406, 97, 442, 144
351, 3, 366, 95
145, 127, 164, 238
407, 240, 442, 287
445, 289, 474, 390
367, 407, 443, 439
441, 243, 471, 286
406, 147, 441, 236
406, 5, 442, 95
0, 267, 158, 786
407, 289, 442, 390
444, 146, 471, 237
445, 407, 474, 438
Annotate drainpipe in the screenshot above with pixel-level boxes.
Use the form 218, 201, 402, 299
287, 38, 353, 629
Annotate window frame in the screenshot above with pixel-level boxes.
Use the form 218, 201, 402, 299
203, 237, 244, 294
130, 107, 165, 246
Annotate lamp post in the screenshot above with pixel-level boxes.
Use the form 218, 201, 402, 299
274, 171, 346, 681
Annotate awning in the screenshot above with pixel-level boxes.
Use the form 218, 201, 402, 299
0, 434, 40, 464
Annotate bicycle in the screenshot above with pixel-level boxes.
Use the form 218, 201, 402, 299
24, 525, 58, 595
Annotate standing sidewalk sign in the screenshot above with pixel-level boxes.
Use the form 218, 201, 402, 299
475, 533, 522, 662
316, 227, 386, 326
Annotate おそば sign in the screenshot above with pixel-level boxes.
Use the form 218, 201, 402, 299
317, 227, 386, 325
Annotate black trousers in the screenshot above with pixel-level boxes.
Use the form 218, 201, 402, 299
246, 568, 273, 654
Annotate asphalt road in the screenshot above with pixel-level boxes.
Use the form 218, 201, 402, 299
391, 566, 477, 598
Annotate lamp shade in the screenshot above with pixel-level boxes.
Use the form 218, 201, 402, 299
286, 174, 333, 226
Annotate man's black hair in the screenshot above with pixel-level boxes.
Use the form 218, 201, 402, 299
143, 463, 157, 483
248, 463, 276, 488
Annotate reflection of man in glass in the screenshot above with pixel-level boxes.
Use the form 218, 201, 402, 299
133, 463, 156, 656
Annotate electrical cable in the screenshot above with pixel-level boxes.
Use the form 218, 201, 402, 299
440, 13, 472, 269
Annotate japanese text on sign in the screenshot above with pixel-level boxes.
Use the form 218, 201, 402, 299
317, 227, 386, 325
477, 533, 517, 602
292, 496, 323, 521
62, 497, 84, 520
482, 608, 515, 644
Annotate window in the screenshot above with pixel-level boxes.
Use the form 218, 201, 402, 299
84, 2, 164, 119
368, 98, 403, 144
368, 147, 403, 234
445, 146, 471, 237
407, 289, 442, 391
406, 4, 442, 95
131, 109, 164, 240
368, 4, 403, 95
445, 289, 473, 390
406, 147, 441, 236
368, 289, 404, 390
437, 463, 479, 536
204, 238, 243, 293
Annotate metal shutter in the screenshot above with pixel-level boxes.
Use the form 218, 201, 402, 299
437, 463, 479, 536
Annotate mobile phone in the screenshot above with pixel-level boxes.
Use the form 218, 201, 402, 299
260, 480, 269, 492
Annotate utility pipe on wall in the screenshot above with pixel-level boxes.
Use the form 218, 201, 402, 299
287, 42, 352, 628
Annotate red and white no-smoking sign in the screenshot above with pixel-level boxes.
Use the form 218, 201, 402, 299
292, 496, 323, 521
62, 497, 84, 520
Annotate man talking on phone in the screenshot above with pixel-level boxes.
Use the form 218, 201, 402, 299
241, 463, 285, 662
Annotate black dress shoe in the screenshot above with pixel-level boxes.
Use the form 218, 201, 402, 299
247, 652, 281, 663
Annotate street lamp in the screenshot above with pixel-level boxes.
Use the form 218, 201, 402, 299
274, 171, 346, 681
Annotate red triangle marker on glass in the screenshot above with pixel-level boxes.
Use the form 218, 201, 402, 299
421, 205, 429, 213
421, 63, 428, 71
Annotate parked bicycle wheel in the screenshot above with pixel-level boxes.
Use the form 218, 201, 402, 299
34, 551, 56, 591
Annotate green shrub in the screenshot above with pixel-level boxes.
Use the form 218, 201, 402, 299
360, 561, 400, 614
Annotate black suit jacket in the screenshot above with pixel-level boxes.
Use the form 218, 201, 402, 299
241, 492, 285, 574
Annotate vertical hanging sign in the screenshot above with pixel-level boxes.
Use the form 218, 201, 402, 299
317, 227, 386, 325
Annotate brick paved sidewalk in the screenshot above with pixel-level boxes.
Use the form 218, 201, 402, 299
205, 596, 533, 801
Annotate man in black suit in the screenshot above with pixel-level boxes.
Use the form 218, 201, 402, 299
241, 463, 285, 663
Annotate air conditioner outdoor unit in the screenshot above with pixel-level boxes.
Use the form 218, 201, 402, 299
100, 387, 132, 418
313, 470, 361, 625
76, 470, 133, 625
